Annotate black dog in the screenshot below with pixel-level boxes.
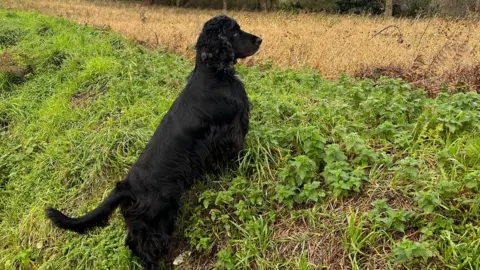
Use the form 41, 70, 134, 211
46, 15, 262, 269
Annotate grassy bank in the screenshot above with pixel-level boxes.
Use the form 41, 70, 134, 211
1, 8, 480, 269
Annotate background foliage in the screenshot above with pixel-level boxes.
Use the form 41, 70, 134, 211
142, 0, 480, 17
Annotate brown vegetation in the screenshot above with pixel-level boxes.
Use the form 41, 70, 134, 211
0, 51, 32, 78
3, 0, 480, 94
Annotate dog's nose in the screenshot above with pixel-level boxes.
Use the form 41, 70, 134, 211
255, 38, 262, 46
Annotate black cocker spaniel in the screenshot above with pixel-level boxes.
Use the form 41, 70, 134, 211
46, 15, 262, 269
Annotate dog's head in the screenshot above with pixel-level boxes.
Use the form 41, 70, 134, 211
195, 15, 262, 71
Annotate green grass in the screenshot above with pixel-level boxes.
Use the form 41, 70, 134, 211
1, 8, 480, 270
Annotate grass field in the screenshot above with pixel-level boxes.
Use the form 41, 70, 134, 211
2, 0, 480, 94
1, 7, 480, 270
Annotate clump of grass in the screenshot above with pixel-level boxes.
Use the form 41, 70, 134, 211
1, 8, 480, 270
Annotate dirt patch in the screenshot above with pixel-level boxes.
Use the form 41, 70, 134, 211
356, 65, 407, 80
0, 119, 8, 131
356, 36, 480, 95
0, 51, 33, 78
70, 90, 97, 109
356, 62, 480, 95
444, 64, 480, 93
270, 181, 415, 269
180, 253, 216, 270
167, 238, 216, 270
273, 220, 348, 268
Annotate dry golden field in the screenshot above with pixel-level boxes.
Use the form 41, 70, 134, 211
3, 0, 480, 93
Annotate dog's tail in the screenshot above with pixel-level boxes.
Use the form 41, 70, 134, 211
45, 182, 124, 233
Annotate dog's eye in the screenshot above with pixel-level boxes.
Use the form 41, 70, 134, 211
233, 32, 239, 37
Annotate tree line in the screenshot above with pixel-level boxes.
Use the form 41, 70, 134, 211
141, 0, 480, 17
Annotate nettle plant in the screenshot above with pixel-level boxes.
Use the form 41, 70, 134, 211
433, 92, 480, 136
410, 92, 480, 149
322, 144, 366, 197
276, 155, 325, 208
275, 127, 373, 208
186, 177, 267, 252
366, 199, 416, 233
393, 157, 421, 182
393, 238, 433, 265
275, 127, 328, 208
343, 132, 378, 166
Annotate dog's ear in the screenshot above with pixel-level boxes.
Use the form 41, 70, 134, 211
195, 15, 235, 71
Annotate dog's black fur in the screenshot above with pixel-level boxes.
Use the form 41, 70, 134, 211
45, 15, 261, 270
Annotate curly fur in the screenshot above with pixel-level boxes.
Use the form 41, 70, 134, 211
196, 15, 235, 70
45, 15, 261, 270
